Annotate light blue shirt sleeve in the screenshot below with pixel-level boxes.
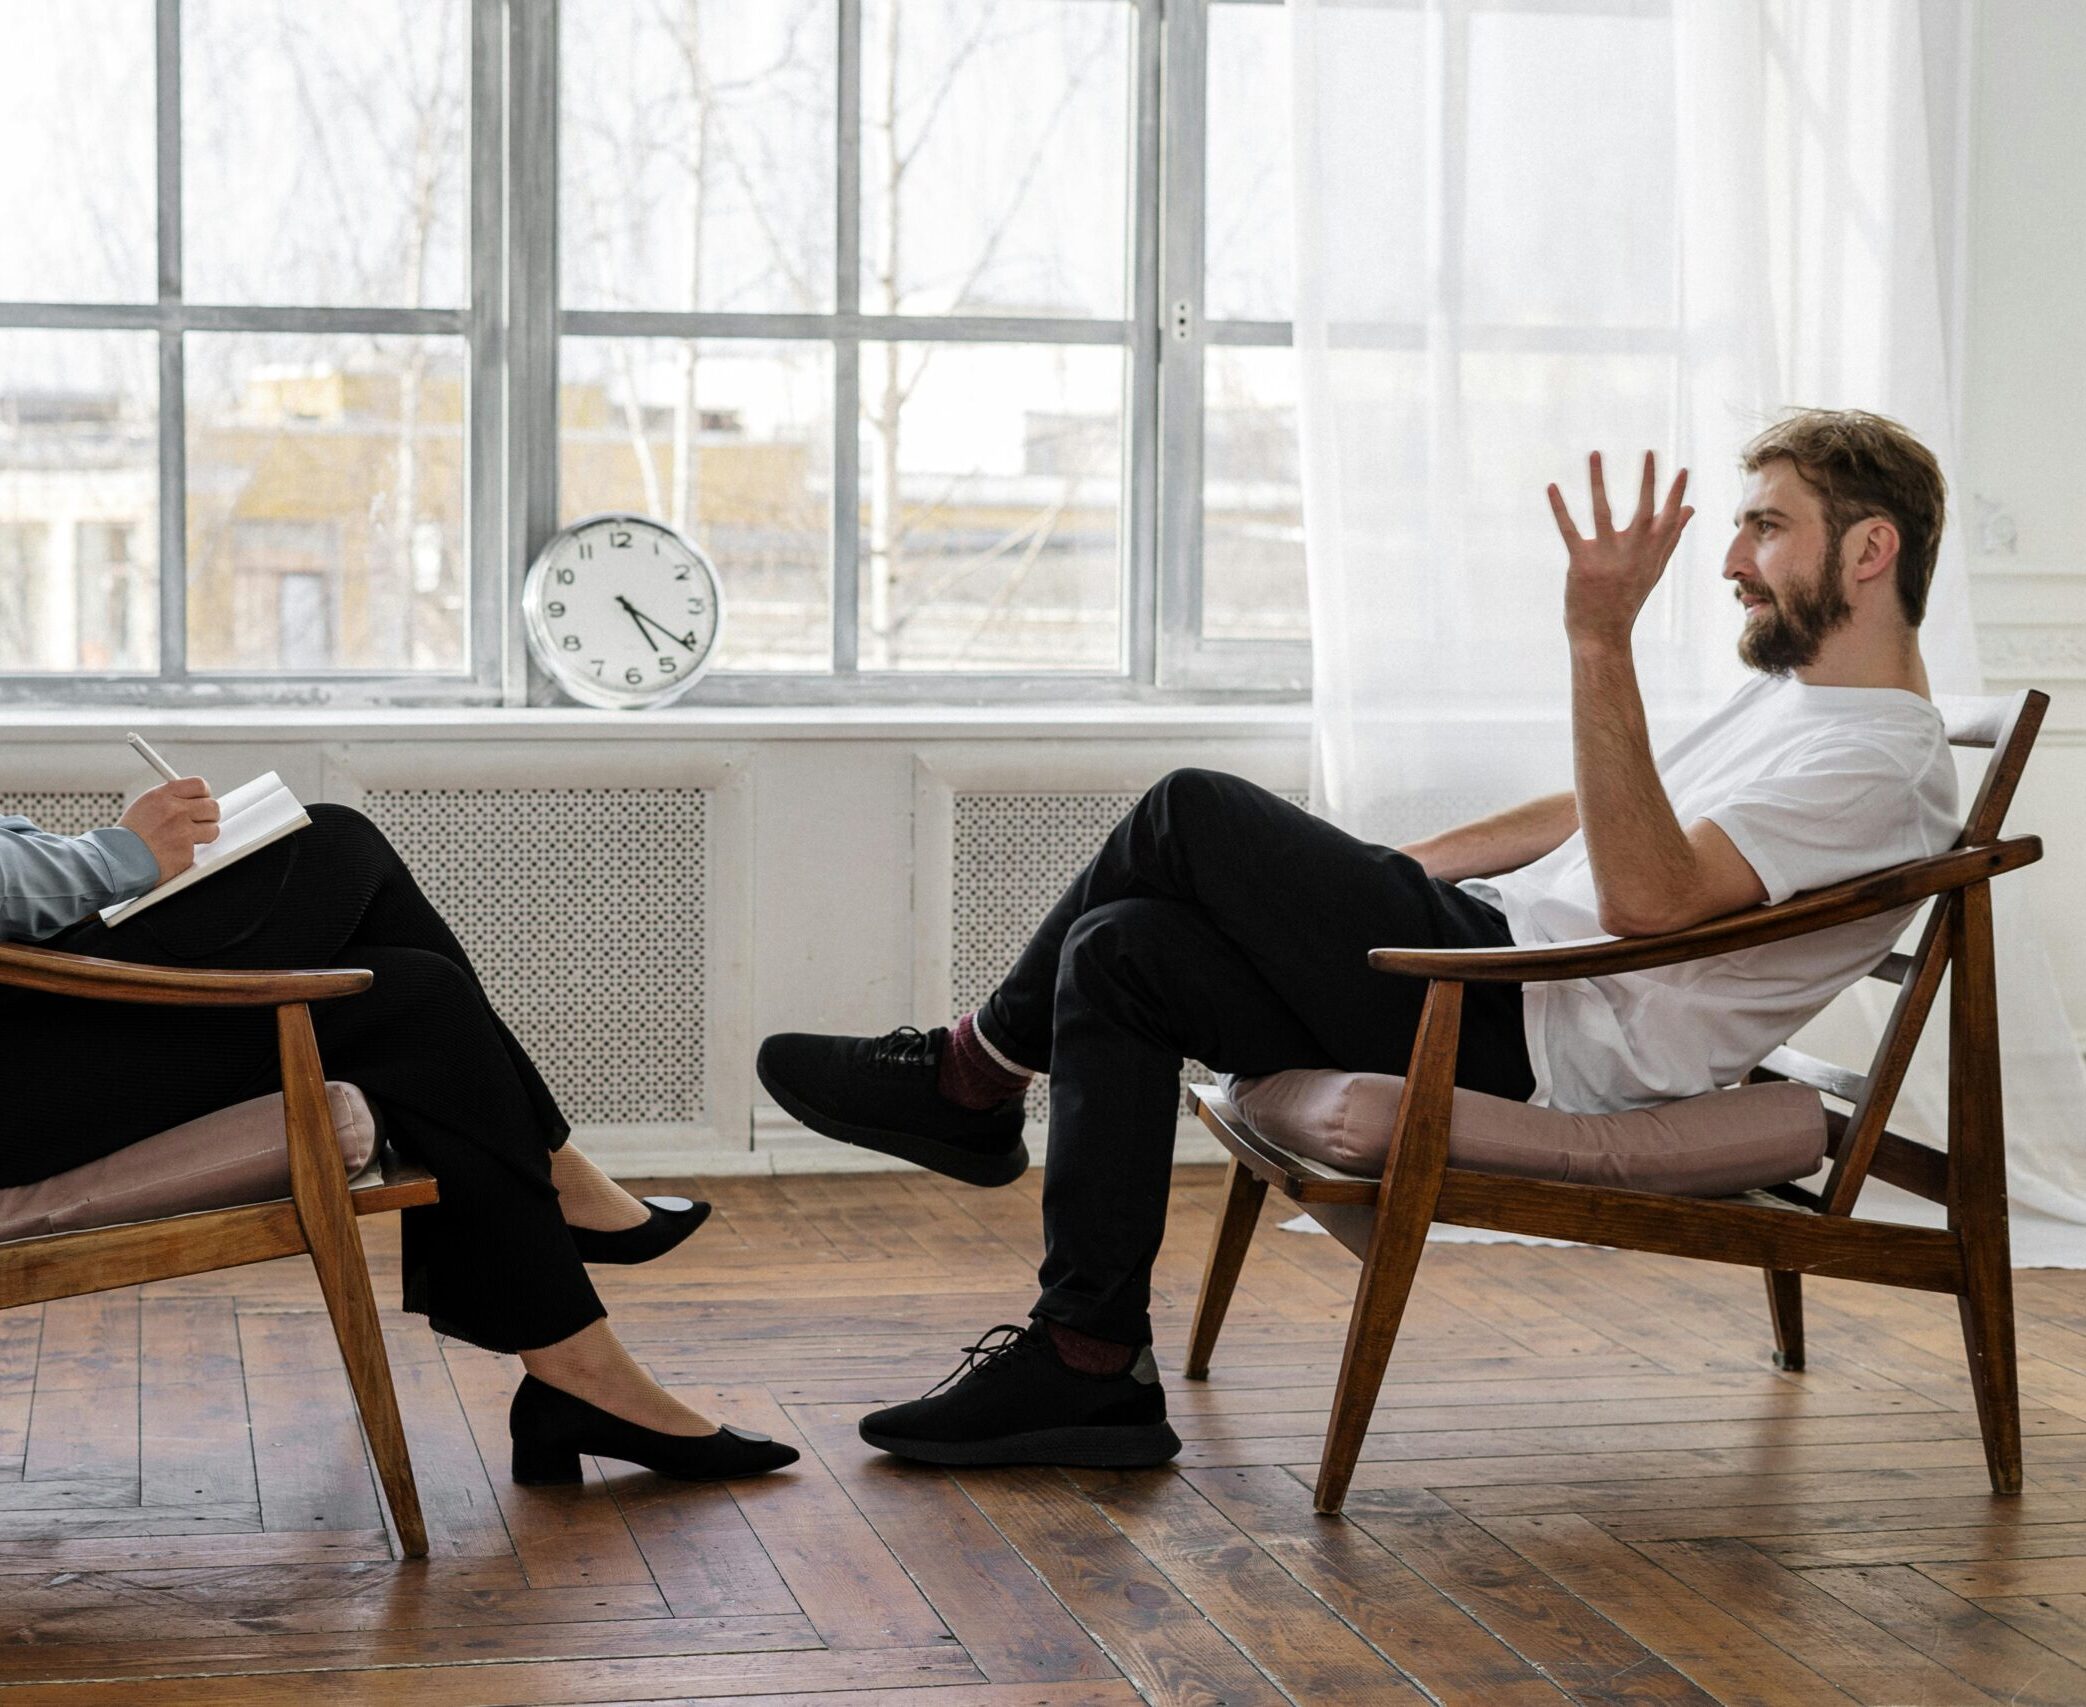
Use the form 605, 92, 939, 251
0, 817, 161, 943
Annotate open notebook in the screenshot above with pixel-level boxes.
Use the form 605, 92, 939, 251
100, 772, 312, 926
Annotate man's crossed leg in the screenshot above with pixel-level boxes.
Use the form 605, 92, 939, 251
757, 767, 1533, 1467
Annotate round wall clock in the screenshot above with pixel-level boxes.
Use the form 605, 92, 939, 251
522, 513, 726, 709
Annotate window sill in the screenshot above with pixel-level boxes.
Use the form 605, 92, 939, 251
0, 701, 1316, 745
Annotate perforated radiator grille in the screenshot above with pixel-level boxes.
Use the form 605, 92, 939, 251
363, 787, 706, 1126
0, 792, 126, 835
950, 788, 1307, 1120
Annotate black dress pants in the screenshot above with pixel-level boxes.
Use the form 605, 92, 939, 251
980, 768, 1533, 1346
1, 804, 604, 1354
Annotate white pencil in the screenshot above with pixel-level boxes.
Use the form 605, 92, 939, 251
125, 732, 183, 784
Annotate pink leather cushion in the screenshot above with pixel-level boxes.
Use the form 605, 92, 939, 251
1229, 1070, 1826, 1198
0, 1084, 378, 1242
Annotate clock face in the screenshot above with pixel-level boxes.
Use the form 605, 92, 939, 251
523, 514, 725, 709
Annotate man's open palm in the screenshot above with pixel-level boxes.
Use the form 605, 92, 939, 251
1549, 451, 1694, 646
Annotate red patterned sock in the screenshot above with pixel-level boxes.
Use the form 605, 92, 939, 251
1045, 1321, 1137, 1375
937, 1011, 1033, 1110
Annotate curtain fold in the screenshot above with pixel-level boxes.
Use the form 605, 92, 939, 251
1292, 0, 2086, 1258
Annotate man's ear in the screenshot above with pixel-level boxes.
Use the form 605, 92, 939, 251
1843, 515, 1900, 588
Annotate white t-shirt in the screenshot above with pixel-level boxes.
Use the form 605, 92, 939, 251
1461, 676, 1959, 1115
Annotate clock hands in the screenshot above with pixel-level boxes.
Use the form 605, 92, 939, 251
614, 595, 657, 652
615, 594, 697, 654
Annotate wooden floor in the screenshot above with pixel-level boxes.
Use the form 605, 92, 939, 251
6, 1166, 2086, 1705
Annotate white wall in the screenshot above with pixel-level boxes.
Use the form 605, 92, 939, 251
1960, 0, 2086, 1030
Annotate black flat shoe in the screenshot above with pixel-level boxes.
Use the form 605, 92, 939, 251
508, 1374, 799, 1485
566, 1195, 711, 1265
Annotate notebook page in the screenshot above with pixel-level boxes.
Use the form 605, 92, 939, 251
189, 772, 295, 874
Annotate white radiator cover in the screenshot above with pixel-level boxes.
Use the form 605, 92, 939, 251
0, 792, 125, 836
362, 787, 708, 1127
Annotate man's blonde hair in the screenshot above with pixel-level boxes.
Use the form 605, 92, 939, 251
1740, 408, 1947, 626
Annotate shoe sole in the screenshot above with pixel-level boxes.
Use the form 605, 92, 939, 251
756, 1054, 1029, 1188
858, 1421, 1182, 1469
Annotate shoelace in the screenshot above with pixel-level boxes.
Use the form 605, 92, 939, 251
923, 1323, 1032, 1397
868, 1025, 936, 1070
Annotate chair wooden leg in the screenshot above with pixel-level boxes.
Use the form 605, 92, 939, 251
278, 1004, 431, 1558
1314, 1154, 1441, 1515
1765, 1270, 1804, 1370
1314, 979, 1461, 1516
1947, 884, 2021, 1495
1186, 1159, 1268, 1381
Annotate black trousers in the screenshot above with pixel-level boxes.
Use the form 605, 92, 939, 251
981, 768, 1534, 1346
1, 805, 604, 1354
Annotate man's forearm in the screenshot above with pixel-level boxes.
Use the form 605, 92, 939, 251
1400, 791, 1579, 883
1570, 640, 1698, 933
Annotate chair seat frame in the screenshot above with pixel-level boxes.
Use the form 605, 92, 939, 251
0, 943, 436, 1557
1187, 688, 2050, 1515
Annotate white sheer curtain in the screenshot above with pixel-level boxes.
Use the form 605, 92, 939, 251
1291, 0, 2086, 1259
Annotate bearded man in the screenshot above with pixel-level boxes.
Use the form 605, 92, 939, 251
759, 407, 1960, 1471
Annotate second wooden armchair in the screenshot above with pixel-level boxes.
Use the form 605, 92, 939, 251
1187, 688, 2049, 1516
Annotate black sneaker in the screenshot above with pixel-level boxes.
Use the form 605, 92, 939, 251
859, 1322, 1182, 1468
756, 1025, 1029, 1187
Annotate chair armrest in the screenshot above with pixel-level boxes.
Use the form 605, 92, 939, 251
1369, 836, 2040, 984
0, 942, 372, 1006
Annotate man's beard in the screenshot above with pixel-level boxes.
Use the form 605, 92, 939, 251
1736, 548, 1853, 675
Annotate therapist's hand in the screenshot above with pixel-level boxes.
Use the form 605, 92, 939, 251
119, 778, 221, 883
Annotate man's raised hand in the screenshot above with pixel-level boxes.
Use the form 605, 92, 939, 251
1548, 450, 1694, 649
118, 777, 221, 884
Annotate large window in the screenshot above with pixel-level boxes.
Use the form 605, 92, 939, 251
0, 0, 1304, 704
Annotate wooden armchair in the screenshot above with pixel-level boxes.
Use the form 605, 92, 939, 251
0, 944, 436, 1557
1187, 689, 2049, 1515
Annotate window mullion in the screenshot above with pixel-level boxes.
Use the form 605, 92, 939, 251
1124, 0, 1163, 684
831, 0, 863, 677
467, 0, 506, 698
156, 0, 186, 683
1154, 0, 1207, 684
506, 0, 560, 704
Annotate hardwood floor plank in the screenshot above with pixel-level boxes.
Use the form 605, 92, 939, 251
1427, 1461, 2086, 1518
679, 1385, 953, 1653
24, 1292, 138, 1487
791, 1404, 1117, 1686
1476, 1512, 1857, 1705
0, 1611, 811, 1685
958, 1464, 1290, 1707
610, 1475, 800, 1622
1916, 1553, 2086, 1598
1184, 1465, 1570, 1705
0, 1559, 671, 1648
1341, 1489, 1722, 1706
1069, 1466, 1430, 1702
0, 1530, 394, 1573
1804, 1562, 2086, 1706
1975, 1594, 2086, 1668
374, 1321, 512, 1560
635, 1685, 1142, 1707
1757, 1520, 2086, 1570
139, 1298, 255, 1515
237, 1308, 383, 1536
0, 1642, 978, 1705
0, 1307, 44, 1466
1335, 1430, 2086, 1494
0, 1504, 257, 1541
1634, 1537, 1994, 1705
